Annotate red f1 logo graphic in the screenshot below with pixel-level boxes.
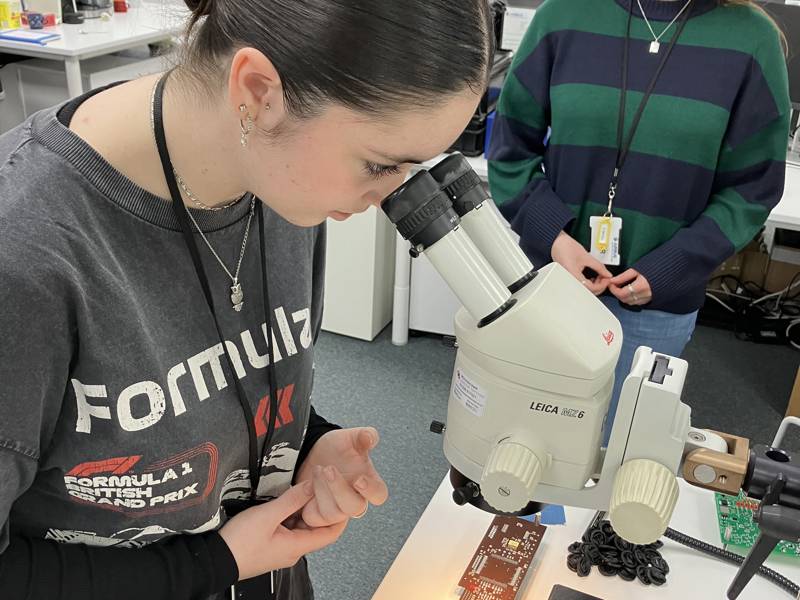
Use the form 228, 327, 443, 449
66, 455, 142, 477
254, 384, 296, 437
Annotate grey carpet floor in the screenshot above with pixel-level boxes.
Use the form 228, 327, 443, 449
307, 324, 799, 600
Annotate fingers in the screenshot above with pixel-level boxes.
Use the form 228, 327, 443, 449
574, 261, 609, 295
302, 465, 390, 527
301, 474, 337, 528
585, 256, 613, 280
302, 465, 365, 527
608, 283, 628, 303
584, 277, 609, 295
609, 277, 651, 306
609, 268, 638, 286
354, 474, 389, 507
311, 466, 356, 524
353, 427, 380, 455
281, 519, 348, 557
325, 466, 371, 515
270, 481, 314, 521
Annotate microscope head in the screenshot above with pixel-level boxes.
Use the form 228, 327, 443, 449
383, 154, 621, 517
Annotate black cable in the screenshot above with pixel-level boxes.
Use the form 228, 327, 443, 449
708, 274, 745, 289
781, 304, 800, 317
744, 280, 770, 297
703, 270, 800, 348
255, 201, 279, 504
663, 527, 800, 597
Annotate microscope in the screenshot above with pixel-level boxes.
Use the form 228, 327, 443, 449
382, 153, 800, 599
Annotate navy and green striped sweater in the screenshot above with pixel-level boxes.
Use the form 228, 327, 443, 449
488, 0, 790, 314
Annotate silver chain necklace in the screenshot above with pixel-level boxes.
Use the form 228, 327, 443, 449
148, 81, 244, 212
149, 78, 255, 312
636, 0, 693, 54
186, 197, 256, 312
174, 170, 243, 212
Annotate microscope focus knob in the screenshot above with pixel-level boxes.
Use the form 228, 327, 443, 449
609, 459, 679, 545
480, 441, 543, 513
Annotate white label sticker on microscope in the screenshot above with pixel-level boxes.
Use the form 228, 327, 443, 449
453, 368, 487, 417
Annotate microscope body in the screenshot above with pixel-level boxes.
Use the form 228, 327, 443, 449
444, 261, 692, 544
443, 262, 617, 502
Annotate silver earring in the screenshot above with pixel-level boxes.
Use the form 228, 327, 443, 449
239, 105, 255, 148
264, 102, 271, 111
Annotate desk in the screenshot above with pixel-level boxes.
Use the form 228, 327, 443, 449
374, 475, 800, 600
766, 162, 800, 253
0, 3, 186, 97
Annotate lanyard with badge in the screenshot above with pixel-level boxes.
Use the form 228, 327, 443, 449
152, 72, 281, 600
590, 0, 693, 266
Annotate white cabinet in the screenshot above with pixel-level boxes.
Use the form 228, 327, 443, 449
322, 206, 396, 341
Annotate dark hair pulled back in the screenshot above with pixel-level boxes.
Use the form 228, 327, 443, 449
180, 0, 493, 117
184, 0, 212, 19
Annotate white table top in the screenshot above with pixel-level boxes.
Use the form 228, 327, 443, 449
373, 474, 800, 600
771, 162, 800, 231
0, 3, 187, 60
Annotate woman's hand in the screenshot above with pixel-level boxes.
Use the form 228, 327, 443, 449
218, 482, 347, 581
551, 231, 613, 295
294, 427, 389, 527
608, 269, 652, 306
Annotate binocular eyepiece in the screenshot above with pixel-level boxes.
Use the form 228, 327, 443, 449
381, 153, 535, 327
382, 153, 491, 253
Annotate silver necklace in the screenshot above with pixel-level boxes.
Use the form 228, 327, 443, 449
185, 197, 256, 312
174, 170, 243, 212
636, 0, 693, 54
148, 80, 244, 212
149, 77, 256, 312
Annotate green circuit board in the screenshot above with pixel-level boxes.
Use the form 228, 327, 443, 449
715, 491, 800, 557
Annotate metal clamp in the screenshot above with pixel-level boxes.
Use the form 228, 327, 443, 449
683, 430, 750, 495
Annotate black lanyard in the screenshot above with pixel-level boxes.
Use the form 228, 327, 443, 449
152, 73, 279, 505
607, 1, 693, 212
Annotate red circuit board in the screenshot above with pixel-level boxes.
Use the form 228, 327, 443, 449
455, 515, 547, 600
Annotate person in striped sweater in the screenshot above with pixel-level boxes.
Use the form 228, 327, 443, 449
488, 0, 790, 443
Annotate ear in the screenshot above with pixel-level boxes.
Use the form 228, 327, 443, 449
228, 48, 285, 129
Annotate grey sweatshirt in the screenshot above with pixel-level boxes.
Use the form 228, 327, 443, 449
0, 91, 333, 599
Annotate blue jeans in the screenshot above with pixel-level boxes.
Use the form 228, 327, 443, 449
600, 296, 698, 446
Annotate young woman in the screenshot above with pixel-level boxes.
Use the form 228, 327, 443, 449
0, 1, 493, 598
489, 0, 789, 443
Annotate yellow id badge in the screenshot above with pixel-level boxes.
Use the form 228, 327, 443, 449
590, 216, 622, 266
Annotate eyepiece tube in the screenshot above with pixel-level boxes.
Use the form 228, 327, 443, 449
429, 153, 536, 293
383, 171, 513, 325
382, 171, 460, 250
